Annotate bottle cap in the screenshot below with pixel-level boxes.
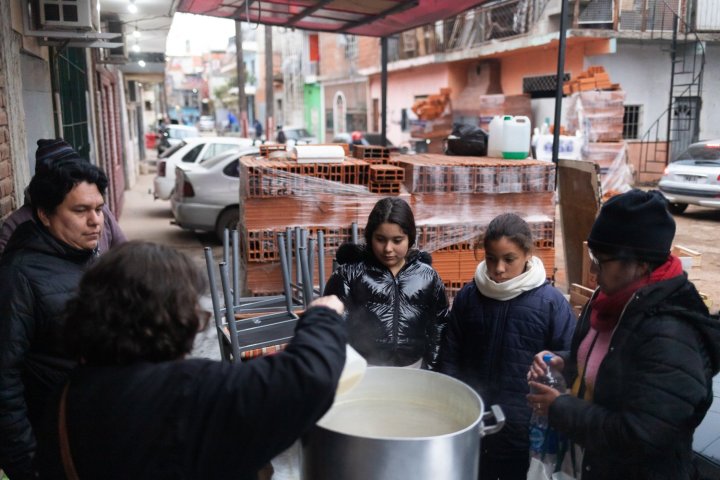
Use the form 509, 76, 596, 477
542, 353, 554, 364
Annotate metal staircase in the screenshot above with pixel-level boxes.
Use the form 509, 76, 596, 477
639, 1, 705, 170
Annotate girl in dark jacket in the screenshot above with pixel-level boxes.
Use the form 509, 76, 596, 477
324, 197, 449, 369
528, 190, 720, 480
440, 213, 576, 480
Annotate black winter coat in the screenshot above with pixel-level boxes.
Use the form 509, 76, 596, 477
324, 244, 449, 369
35, 306, 346, 480
0, 221, 96, 479
550, 274, 720, 480
439, 279, 576, 459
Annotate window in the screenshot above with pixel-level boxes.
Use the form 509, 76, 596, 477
144, 100, 152, 111
182, 144, 203, 163
223, 159, 240, 178
333, 92, 347, 135
623, 105, 642, 139
401, 109, 409, 132
344, 35, 358, 60
201, 143, 241, 161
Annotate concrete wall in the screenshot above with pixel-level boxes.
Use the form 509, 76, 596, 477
20, 54, 54, 174
369, 63, 451, 147
587, 40, 720, 142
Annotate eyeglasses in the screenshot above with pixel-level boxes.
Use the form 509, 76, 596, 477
588, 250, 622, 269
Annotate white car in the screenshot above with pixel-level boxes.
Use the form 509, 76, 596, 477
157, 125, 201, 155
171, 147, 259, 240
659, 140, 720, 214
153, 137, 254, 200
278, 126, 317, 147
197, 115, 215, 132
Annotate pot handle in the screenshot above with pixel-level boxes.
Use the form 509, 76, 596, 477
479, 405, 505, 437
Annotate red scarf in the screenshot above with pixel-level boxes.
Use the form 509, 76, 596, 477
589, 255, 683, 332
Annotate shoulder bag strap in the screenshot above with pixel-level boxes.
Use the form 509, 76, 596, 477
59, 383, 80, 480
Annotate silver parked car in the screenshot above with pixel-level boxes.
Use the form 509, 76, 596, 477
659, 140, 720, 214
153, 136, 254, 200
171, 147, 259, 240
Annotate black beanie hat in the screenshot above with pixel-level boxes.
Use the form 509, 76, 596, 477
35, 138, 81, 174
588, 189, 675, 263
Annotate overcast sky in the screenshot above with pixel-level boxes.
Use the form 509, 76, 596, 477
166, 13, 236, 56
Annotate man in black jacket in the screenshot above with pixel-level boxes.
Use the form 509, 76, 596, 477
0, 159, 108, 479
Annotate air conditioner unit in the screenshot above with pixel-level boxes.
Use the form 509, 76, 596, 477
38, 0, 96, 30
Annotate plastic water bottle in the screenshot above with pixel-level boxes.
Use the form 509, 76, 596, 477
529, 354, 567, 458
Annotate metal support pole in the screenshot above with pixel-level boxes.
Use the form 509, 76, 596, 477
235, 20, 248, 137
232, 229, 240, 305
204, 248, 226, 358
551, 0, 570, 174
666, 14, 679, 164
351, 222, 359, 244
299, 242, 313, 308
318, 230, 326, 295
381, 36, 388, 147
284, 226, 293, 279
223, 228, 230, 265
219, 262, 242, 362
308, 237, 316, 295
295, 226, 302, 288
265, 25, 274, 138
277, 233, 294, 313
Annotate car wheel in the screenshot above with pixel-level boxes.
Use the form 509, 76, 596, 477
668, 202, 688, 215
215, 208, 239, 241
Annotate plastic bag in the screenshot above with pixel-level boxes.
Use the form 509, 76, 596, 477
527, 437, 582, 480
444, 123, 488, 156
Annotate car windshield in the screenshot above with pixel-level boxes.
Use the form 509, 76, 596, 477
674, 143, 720, 163
286, 128, 311, 139
200, 148, 259, 168
170, 127, 199, 140
159, 141, 186, 158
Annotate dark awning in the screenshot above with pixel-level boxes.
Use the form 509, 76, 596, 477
175, 0, 489, 37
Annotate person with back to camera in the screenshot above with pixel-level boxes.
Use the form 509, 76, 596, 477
323, 196, 449, 369
35, 241, 347, 479
0, 139, 126, 257
527, 189, 720, 480
439, 213, 576, 480
0, 158, 108, 480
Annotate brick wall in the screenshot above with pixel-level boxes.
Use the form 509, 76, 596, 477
0, 70, 16, 223
357, 37, 380, 70
319, 34, 381, 79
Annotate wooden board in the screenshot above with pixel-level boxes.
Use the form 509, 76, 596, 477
558, 159, 602, 287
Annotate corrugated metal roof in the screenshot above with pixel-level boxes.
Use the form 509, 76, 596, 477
175, 0, 489, 37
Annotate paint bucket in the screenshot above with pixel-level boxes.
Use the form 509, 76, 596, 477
502, 116, 531, 160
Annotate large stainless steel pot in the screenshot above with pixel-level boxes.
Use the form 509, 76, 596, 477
302, 367, 504, 480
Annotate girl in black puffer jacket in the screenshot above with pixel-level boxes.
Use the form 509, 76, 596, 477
324, 197, 449, 369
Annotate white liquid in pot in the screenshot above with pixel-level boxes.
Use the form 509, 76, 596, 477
319, 398, 467, 438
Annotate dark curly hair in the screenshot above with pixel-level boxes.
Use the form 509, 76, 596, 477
483, 213, 534, 254
64, 241, 209, 365
364, 197, 416, 247
28, 158, 108, 215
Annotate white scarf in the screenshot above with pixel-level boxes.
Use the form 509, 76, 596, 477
474, 256, 547, 301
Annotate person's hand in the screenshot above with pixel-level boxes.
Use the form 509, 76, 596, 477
527, 381, 561, 417
309, 295, 344, 316
527, 350, 564, 381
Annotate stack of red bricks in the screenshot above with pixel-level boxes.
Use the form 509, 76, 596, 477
237, 149, 557, 300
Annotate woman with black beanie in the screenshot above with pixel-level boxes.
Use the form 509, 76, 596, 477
527, 189, 720, 480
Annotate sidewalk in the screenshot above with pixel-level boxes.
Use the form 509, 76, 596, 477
118, 164, 222, 360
